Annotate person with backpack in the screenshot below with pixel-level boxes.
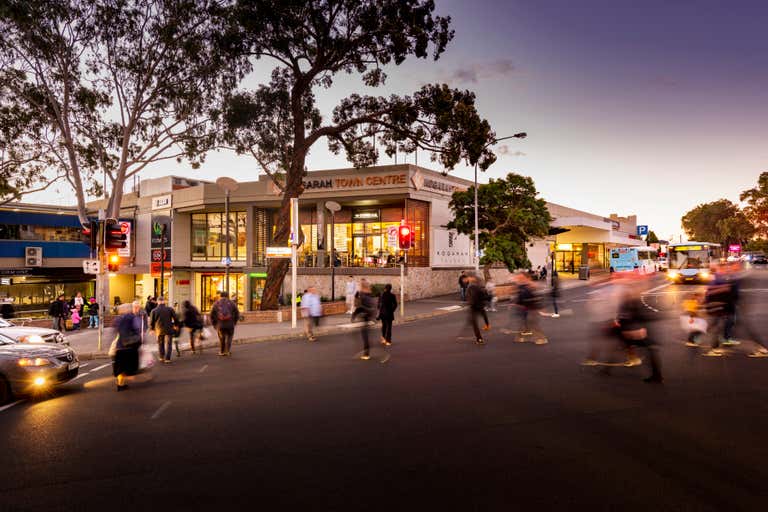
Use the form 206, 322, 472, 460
149, 296, 179, 363
378, 284, 398, 346
211, 291, 240, 356
182, 300, 204, 354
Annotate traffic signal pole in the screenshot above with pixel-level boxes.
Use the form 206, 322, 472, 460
97, 219, 105, 353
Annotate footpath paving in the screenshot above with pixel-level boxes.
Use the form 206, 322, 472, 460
65, 275, 605, 360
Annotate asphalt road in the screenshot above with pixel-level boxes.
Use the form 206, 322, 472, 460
2, 272, 768, 511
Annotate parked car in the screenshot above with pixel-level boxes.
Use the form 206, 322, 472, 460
0, 318, 67, 345
752, 256, 768, 266
0, 333, 80, 404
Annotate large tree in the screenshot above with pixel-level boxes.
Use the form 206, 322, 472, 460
223, 0, 498, 310
0, 0, 240, 223
681, 199, 755, 247
740, 171, 768, 238
447, 172, 551, 281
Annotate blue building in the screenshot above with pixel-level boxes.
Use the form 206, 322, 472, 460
0, 203, 94, 316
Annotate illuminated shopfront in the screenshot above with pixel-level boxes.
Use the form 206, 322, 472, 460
198, 273, 245, 312
191, 212, 247, 262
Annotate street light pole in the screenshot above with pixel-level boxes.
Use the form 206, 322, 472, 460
472, 132, 527, 275
216, 177, 239, 298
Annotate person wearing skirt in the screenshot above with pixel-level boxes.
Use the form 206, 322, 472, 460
112, 302, 143, 391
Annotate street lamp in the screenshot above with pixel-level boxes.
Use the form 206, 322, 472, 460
473, 132, 527, 273
216, 177, 239, 296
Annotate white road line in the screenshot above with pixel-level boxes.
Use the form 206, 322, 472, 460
586, 290, 600, 295
150, 401, 171, 420
437, 305, 463, 311
644, 282, 671, 294
0, 400, 25, 412
89, 363, 111, 373
71, 373, 88, 381
198, 365, 208, 373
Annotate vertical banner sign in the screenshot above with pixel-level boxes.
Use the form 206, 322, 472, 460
150, 215, 172, 275
289, 198, 299, 246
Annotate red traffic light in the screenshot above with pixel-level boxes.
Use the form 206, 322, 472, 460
398, 224, 412, 250
107, 254, 120, 272
105, 225, 127, 251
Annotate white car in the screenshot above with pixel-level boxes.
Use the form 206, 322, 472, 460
0, 318, 67, 345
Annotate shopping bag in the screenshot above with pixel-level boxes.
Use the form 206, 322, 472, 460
108, 337, 118, 358
139, 346, 155, 370
201, 327, 213, 340
680, 315, 707, 334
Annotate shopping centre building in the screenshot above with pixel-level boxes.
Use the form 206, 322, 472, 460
0, 164, 645, 314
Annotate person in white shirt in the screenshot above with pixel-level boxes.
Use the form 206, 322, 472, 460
345, 277, 357, 314
301, 287, 322, 342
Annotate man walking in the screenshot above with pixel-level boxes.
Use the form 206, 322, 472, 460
352, 281, 377, 360
378, 284, 398, 346
458, 271, 469, 301
150, 296, 179, 363
211, 291, 239, 356
466, 273, 490, 345
345, 277, 357, 314
301, 286, 322, 342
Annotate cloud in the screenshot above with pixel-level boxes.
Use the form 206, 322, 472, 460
444, 59, 516, 84
497, 145, 526, 157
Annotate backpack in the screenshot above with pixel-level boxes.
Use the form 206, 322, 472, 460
217, 300, 234, 322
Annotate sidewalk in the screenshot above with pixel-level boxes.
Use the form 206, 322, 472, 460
66, 275, 608, 360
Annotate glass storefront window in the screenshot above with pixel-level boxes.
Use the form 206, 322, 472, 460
199, 273, 245, 312
191, 212, 247, 261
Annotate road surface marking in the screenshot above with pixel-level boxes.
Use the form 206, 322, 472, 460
586, 290, 601, 295
0, 400, 24, 412
437, 305, 463, 311
198, 365, 208, 373
90, 363, 111, 373
644, 283, 671, 294
151, 401, 171, 420
79, 362, 90, 368
71, 373, 88, 381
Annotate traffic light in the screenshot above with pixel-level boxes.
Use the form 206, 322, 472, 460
105, 224, 127, 251
107, 254, 120, 272
83, 220, 99, 252
398, 224, 412, 250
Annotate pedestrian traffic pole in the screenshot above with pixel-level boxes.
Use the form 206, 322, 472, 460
290, 198, 299, 329
400, 251, 407, 318
97, 217, 105, 352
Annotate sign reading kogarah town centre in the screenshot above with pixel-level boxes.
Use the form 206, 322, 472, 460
303, 173, 407, 190
432, 228, 472, 267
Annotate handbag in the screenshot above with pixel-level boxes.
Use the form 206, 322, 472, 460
108, 337, 118, 357
139, 346, 155, 370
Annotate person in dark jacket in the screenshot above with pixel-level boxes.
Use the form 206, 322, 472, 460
458, 271, 469, 301
182, 300, 204, 354
145, 296, 158, 316
352, 281, 377, 359
210, 292, 239, 356
616, 276, 663, 383
48, 295, 69, 332
112, 302, 143, 391
149, 296, 179, 363
378, 284, 398, 346
515, 273, 546, 344
549, 271, 560, 318
1, 299, 15, 319
466, 273, 490, 345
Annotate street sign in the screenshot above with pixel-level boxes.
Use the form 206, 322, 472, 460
637, 225, 649, 236
150, 261, 172, 276
289, 198, 299, 246
83, 259, 100, 274
266, 246, 292, 258
387, 225, 398, 247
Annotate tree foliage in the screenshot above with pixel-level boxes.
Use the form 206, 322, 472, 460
223, 0, 499, 309
646, 230, 659, 244
447, 173, 551, 279
740, 171, 768, 238
0, 0, 240, 221
681, 199, 755, 247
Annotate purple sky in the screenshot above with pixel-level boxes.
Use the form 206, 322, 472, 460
32, 0, 768, 240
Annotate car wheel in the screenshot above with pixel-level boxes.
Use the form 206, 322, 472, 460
0, 375, 11, 405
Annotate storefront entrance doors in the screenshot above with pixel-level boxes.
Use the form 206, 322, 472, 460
200, 274, 244, 312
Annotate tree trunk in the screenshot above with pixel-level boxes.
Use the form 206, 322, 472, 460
260, 159, 306, 310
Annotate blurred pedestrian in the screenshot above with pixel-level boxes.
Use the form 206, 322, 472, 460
514, 273, 546, 344
352, 281, 377, 360
458, 271, 469, 301
345, 277, 357, 314
211, 291, 239, 356
681, 291, 706, 347
616, 276, 663, 383
145, 295, 158, 316
540, 265, 548, 281
1, 298, 15, 319
702, 264, 738, 357
88, 297, 99, 329
150, 296, 179, 363
485, 279, 497, 312
466, 273, 490, 345
378, 284, 397, 346
172, 301, 183, 357
112, 302, 143, 391
48, 295, 68, 332
301, 286, 322, 342
549, 271, 560, 318
182, 300, 204, 354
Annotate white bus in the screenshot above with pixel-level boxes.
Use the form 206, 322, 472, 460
609, 247, 658, 274
666, 242, 721, 283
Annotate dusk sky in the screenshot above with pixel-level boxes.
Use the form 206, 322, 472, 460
33, 0, 768, 240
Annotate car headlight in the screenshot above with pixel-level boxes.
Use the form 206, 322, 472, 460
55, 333, 65, 343
18, 357, 51, 367
668, 270, 679, 279
699, 270, 711, 280
20, 334, 45, 344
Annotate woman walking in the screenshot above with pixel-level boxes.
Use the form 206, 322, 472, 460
182, 300, 204, 354
378, 284, 398, 346
112, 302, 143, 391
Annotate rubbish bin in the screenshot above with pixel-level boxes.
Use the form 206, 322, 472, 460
578, 265, 590, 280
